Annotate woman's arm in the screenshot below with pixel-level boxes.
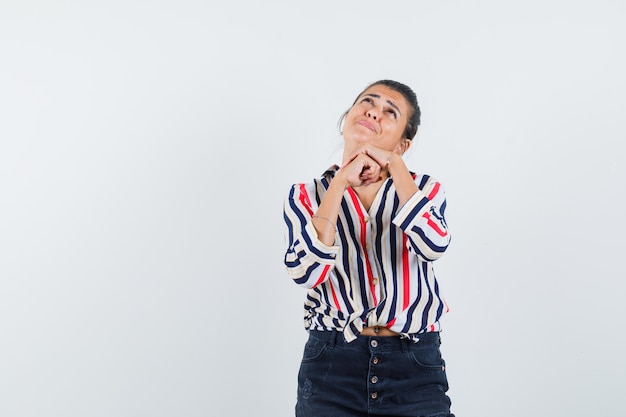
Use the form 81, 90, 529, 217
386, 152, 419, 206
355, 144, 450, 260
283, 154, 383, 288
312, 153, 382, 245
283, 183, 339, 289
393, 175, 451, 261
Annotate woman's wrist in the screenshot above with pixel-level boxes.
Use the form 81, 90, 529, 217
332, 170, 351, 190
387, 152, 402, 170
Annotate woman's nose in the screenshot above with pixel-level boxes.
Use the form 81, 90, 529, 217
366, 108, 378, 120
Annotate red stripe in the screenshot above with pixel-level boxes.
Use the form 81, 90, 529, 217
313, 264, 331, 288
298, 184, 314, 216
427, 182, 440, 200
329, 280, 341, 312
347, 188, 378, 306
346, 187, 361, 216
423, 212, 448, 237
402, 234, 410, 309
313, 265, 341, 312
387, 317, 396, 328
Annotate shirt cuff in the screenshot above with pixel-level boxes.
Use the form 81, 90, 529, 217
302, 221, 339, 262
392, 189, 431, 231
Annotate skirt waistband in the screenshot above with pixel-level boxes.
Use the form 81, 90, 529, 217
307, 330, 441, 352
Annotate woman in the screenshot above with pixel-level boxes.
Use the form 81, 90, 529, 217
283, 79, 455, 417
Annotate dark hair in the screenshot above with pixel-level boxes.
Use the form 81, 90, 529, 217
340, 79, 421, 140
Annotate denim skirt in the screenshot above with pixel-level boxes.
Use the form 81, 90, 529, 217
295, 331, 454, 417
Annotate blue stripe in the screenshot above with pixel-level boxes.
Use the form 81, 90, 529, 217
372, 218, 388, 320
292, 262, 321, 285
348, 321, 359, 336
420, 262, 434, 330
418, 175, 430, 190
335, 219, 355, 315
412, 226, 448, 256
319, 284, 333, 317
372, 181, 394, 323
340, 199, 370, 309
284, 247, 306, 268
306, 290, 322, 312
385, 187, 402, 324
287, 186, 308, 233
284, 211, 295, 247
302, 226, 336, 260
398, 196, 429, 229
317, 177, 329, 205
401, 264, 423, 334
434, 277, 444, 320
334, 267, 354, 315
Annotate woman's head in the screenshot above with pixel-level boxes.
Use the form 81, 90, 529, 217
341, 79, 421, 141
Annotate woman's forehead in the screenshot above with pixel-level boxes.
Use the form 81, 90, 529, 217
356, 85, 410, 115
358, 85, 407, 105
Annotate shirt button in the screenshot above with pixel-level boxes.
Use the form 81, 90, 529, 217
365, 244, 371, 251
371, 392, 378, 399
372, 277, 379, 285
372, 357, 379, 365
370, 340, 378, 348
371, 376, 378, 384
364, 217, 369, 223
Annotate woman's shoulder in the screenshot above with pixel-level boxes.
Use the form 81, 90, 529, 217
289, 165, 340, 188
409, 173, 448, 194
410, 171, 434, 183
321, 164, 340, 178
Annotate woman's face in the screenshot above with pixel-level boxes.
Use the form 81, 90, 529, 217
343, 84, 411, 152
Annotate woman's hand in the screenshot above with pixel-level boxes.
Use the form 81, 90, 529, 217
359, 144, 394, 170
341, 143, 418, 205
338, 152, 383, 188
345, 144, 401, 172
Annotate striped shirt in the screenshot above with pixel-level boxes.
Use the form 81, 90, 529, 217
283, 165, 452, 343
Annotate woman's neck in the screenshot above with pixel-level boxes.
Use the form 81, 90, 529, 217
351, 178, 386, 212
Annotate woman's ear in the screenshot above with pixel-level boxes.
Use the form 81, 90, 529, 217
399, 139, 411, 154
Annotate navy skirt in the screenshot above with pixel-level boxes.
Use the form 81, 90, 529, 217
296, 331, 454, 417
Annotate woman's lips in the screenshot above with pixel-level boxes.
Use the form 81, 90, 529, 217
358, 120, 376, 132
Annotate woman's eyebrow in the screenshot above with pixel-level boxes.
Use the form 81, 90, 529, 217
363, 94, 402, 116
387, 100, 401, 116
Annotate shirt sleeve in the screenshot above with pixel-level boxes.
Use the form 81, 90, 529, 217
392, 176, 451, 261
283, 183, 339, 289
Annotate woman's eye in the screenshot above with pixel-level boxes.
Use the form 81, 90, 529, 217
361, 97, 373, 104
387, 110, 397, 118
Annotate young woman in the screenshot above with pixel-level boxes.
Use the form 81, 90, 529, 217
283, 79, 455, 417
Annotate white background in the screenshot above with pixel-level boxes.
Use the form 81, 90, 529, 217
1, 1, 625, 416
